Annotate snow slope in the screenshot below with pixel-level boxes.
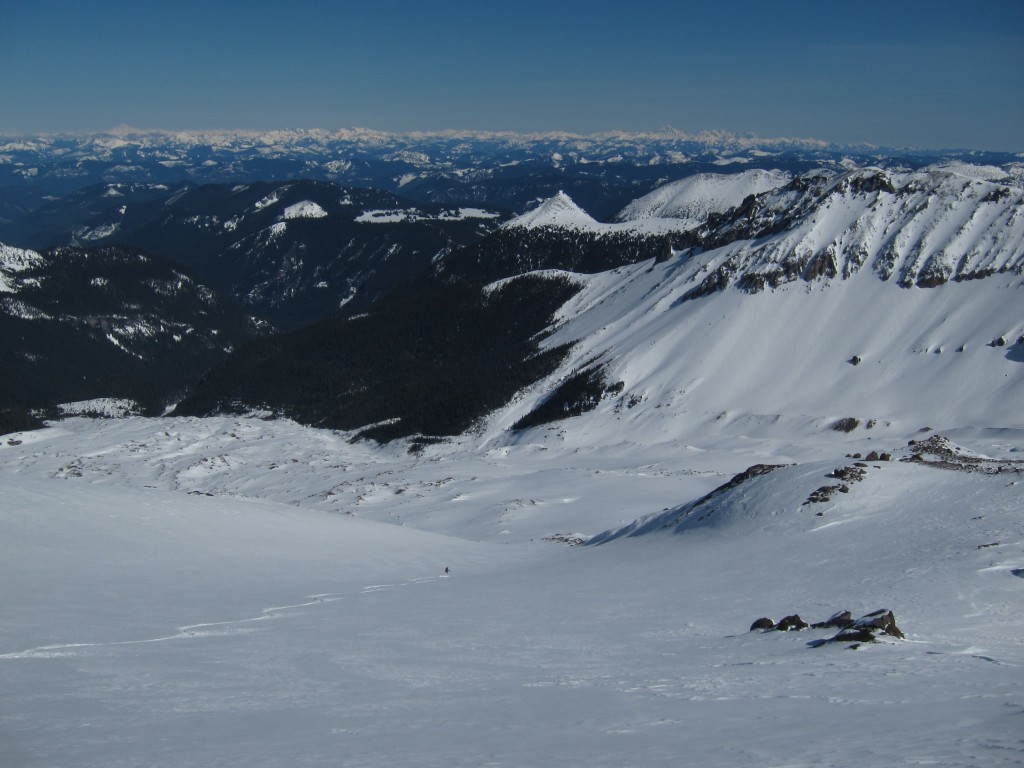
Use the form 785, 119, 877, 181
615, 168, 791, 228
476, 168, 1024, 453
1, 417, 1022, 767
503, 190, 701, 236
504, 191, 603, 231
691, 167, 1024, 289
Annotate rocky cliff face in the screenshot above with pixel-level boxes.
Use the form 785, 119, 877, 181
680, 167, 1023, 299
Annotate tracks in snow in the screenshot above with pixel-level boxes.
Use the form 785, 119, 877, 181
0, 574, 447, 660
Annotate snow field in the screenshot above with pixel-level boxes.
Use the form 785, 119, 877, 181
1, 417, 1022, 767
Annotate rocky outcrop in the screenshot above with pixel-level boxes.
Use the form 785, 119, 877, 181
676, 167, 1024, 303
750, 609, 906, 647
904, 435, 1024, 474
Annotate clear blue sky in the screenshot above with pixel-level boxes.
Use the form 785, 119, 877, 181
2, 0, 1021, 151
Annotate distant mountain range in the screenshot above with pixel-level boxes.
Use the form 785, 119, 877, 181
1, 132, 1021, 440
3, 128, 1021, 221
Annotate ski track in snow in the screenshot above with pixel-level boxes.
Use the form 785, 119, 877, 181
2, 419, 1023, 767
0, 576, 448, 660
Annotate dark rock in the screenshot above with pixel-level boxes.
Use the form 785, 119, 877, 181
776, 614, 809, 631
804, 484, 844, 505
858, 610, 904, 639
811, 610, 854, 629
981, 187, 1011, 203
760, 609, 906, 646
827, 466, 867, 482
865, 451, 880, 461
808, 609, 905, 646
879, 452, 892, 461
849, 355, 862, 366
804, 251, 838, 282
831, 628, 878, 644
831, 417, 860, 433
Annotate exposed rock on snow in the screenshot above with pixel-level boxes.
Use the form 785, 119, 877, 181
809, 610, 906, 646
904, 435, 1024, 474
751, 609, 905, 645
675, 167, 1024, 300
776, 614, 809, 631
831, 418, 861, 433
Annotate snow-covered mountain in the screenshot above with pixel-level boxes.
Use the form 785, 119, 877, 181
0, 242, 265, 415
615, 168, 791, 228
504, 190, 602, 231
687, 166, 1024, 290
2, 151, 1024, 766
476, 166, 1023, 449
169, 161, 1023, 447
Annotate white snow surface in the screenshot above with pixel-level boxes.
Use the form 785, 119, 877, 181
55, 398, 142, 418
355, 207, 501, 224
505, 191, 603, 231
0, 243, 42, 293
1, 412, 1022, 767
503, 191, 693, 236
616, 168, 790, 228
282, 200, 328, 220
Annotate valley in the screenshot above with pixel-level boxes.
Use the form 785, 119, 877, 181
1, 130, 1022, 766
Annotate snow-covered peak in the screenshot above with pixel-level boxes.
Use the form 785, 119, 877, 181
282, 200, 328, 220
0, 243, 43, 293
504, 192, 600, 232
616, 169, 791, 228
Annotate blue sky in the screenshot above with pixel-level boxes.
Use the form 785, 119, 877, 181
2, 0, 1022, 150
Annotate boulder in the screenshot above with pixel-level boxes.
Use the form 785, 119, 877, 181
811, 610, 853, 629
776, 614, 809, 632
753, 609, 906, 647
